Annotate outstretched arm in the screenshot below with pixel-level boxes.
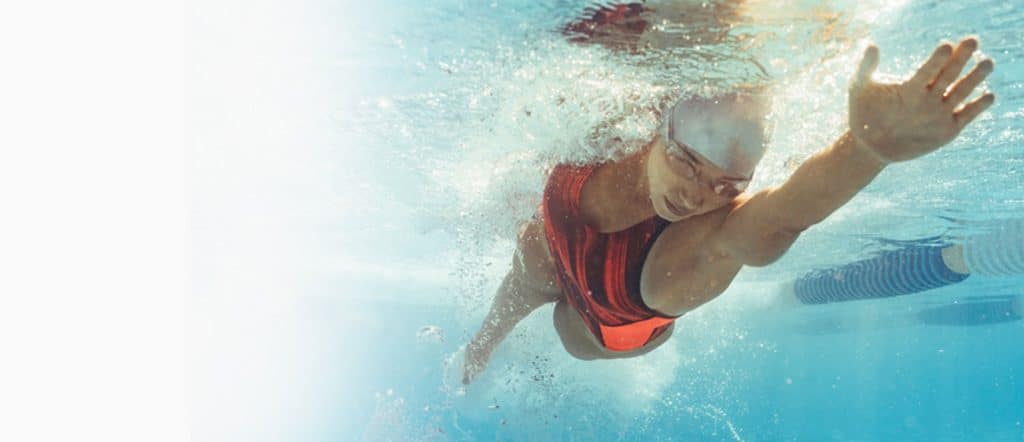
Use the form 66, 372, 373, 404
715, 37, 996, 266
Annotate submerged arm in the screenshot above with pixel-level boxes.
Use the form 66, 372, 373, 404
464, 270, 549, 383
463, 220, 560, 384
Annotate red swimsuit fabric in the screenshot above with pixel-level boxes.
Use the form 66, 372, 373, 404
541, 163, 678, 352
561, 3, 649, 41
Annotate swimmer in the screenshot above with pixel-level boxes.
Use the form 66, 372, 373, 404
462, 36, 996, 384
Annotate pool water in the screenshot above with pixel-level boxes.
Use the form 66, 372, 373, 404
188, 0, 1024, 440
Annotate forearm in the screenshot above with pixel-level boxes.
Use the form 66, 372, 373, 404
769, 130, 887, 230
468, 271, 540, 356
716, 130, 887, 266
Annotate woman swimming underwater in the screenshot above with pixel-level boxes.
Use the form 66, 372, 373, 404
461, 7, 997, 383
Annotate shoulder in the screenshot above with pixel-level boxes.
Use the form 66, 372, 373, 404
650, 205, 734, 264
644, 209, 732, 284
545, 163, 601, 190
707, 191, 803, 267
544, 162, 607, 230
639, 207, 742, 314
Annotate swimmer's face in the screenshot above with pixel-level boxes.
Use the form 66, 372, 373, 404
647, 101, 768, 221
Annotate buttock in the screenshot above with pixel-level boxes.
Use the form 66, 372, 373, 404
552, 300, 674, 360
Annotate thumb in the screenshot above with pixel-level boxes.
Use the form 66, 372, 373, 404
852, 44, 880, 88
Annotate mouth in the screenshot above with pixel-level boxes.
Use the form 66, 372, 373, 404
663, 197, 690, 218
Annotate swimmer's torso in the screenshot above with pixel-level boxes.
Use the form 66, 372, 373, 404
535, 163, 743, 353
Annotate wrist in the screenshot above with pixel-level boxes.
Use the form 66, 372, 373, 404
847, 130, 890, 170
467, 337, 492, 354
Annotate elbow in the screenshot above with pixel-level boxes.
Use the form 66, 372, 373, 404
742, 252, 783, 268
741, 227, 805, 267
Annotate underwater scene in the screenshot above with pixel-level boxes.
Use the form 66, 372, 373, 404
188, 0, 1024, 440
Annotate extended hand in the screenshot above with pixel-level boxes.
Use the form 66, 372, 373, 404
849, 37, 995, 163
462, 341, 491, 385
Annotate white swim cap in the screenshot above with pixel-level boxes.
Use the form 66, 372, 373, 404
660, 94, 768, 179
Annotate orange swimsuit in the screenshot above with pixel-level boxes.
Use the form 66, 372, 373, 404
542, 163, 679, 352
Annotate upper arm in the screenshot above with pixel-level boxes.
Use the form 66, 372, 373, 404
711, 188, 805, 267
513, 219, 562, 298
713, 134, 886, 266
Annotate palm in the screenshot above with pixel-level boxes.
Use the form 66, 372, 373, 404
849, 38, 994, 163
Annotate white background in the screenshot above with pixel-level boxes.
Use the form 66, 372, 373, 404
0, 1, 186, 440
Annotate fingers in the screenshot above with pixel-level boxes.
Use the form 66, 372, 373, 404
954, 93, 995, 129
944, 59, 994, 105
852, 45, 880, 87
462, 362, 477, 385
930, 37, 978, 92
909, 42, 953, 87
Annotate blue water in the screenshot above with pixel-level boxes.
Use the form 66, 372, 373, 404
188, 0, 1024, 440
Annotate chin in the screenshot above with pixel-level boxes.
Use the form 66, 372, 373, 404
655, 202, 692, 221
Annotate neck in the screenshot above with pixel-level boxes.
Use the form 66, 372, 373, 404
622, 147, 656, 218
586, 145, 658, 232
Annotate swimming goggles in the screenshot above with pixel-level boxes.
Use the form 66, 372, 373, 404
660, 121, 751, 198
